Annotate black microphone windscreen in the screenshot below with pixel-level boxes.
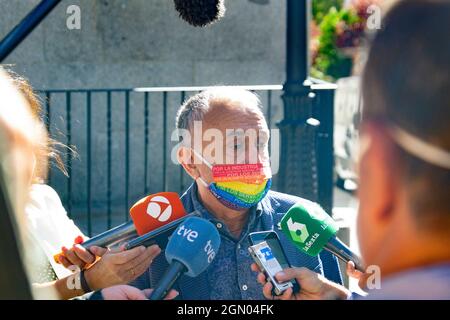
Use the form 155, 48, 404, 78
173, 0, 226, 27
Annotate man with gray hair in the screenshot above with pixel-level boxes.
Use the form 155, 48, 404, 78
128, 87, 343, 300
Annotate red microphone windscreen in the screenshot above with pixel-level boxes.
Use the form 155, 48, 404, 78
130, 192, 186, 235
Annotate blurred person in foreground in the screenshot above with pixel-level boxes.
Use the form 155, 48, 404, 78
8, 70, 161, 299
0, 68, 55, 299
0, 68, 170, 300
253, 0, 450, 300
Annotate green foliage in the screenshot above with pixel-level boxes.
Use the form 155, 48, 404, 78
312, 0, 343, 25
311, 5, 362, 81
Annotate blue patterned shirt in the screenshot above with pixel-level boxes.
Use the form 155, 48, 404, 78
127, 182, 343, 300
190, 184, 271, 299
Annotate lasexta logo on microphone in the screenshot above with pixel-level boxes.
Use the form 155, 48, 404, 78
287, 218, 309, 243
280, 202, 339, 256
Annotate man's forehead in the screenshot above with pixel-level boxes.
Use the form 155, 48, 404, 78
225, 127, 269, 138
202, 102, 267, 131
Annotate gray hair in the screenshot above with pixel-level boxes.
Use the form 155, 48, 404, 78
175, 87, 264, 134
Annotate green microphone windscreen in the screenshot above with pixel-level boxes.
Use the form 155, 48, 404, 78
280, 202, 339, 257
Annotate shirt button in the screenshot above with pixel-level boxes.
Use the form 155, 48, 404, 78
216, 223, 222, 229
242, 285, 248, 291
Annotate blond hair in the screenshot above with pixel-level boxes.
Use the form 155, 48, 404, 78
4, 68, 75, 183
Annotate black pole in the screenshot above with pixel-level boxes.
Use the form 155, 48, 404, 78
285, 0, 309, 87
278, 0, 318, 201
0, 0, 61, 62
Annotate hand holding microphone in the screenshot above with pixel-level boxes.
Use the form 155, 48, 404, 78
251, 263, 350, 300
53, 192, 189, 293
279, 202, 374, 287
280, 202, 365, 272
82, 244, 161, 292
149, 216, 221, 300
58, 236, 94, 269
54, 192, 187, 267
346, 261, 373, 289
100, 215, 219, 300
101, 285, 179, 301
251, 201, 366, 300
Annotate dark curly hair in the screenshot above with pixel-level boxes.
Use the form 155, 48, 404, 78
173, 0, 225, 27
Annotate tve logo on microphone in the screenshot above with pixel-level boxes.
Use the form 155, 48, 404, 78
176, 222, 217, 263
165, 217, 221, 278
177, 224, 198, 242
130, 192, 186, 235
204, 240, 216, 263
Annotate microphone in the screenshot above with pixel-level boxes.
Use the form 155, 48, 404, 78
124, 211, 201, 250
149, 216, 221, 300
280, 202, 365, 272
53, 192, 186, 264
173, 0, 226, 27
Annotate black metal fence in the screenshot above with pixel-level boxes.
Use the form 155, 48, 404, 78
39, 85, 285, 236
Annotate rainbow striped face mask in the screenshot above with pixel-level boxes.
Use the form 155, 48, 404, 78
193, 150, 272, 210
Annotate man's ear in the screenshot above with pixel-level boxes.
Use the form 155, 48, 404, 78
177, 146, 200, 179
359, 122, 399, 222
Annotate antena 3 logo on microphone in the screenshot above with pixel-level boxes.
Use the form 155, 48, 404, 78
147, 195, 173, 222
130, 192, 186, 235
280, 202, 339, 256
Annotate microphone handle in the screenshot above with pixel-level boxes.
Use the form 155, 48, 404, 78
125, 212, 201, 250
324, 236, 365, 272
82, 221, 137, 248
149, 260, 186, 300
53, 220, 138, 264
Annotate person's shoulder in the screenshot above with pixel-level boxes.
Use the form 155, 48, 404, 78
261, 190, 328, 225
30, 184, 61, 200
29, 184, 64, 209
264, 190, 323, 212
